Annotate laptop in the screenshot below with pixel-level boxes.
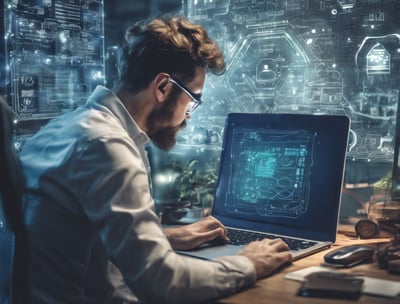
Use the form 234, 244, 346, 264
178, 112, 350, 261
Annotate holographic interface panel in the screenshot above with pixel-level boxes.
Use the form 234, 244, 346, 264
3, 0, 104, 121
175, 0, 400, 165
226, 128, 316, 219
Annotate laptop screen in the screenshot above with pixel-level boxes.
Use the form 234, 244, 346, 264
213, 113, 350, 241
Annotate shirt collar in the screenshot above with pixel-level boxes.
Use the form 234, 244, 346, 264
86, 86, 150, 145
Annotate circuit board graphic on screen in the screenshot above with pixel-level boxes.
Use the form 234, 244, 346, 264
225, 128, 316, 219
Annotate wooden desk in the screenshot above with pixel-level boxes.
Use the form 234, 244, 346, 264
217, 235, 400, 304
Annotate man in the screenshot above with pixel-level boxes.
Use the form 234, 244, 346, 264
20, 16, 292, 303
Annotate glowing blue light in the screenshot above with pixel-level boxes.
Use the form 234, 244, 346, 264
154, 171, 178, 185
91, 71, 104, 80
59, 32, 67, 44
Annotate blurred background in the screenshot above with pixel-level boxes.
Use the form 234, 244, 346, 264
2, 0, 400, 231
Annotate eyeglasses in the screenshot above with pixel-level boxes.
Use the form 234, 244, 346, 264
169, 77, 203, 115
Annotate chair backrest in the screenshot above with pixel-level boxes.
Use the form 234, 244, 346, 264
0, 96, 27, 304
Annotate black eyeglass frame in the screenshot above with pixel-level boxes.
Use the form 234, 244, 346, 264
168, 77, 203, 115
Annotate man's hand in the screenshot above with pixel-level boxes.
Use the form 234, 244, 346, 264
238, 238, 292, 279
164, 216, 229, 250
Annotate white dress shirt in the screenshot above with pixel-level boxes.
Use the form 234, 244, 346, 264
20, 86, 256, 304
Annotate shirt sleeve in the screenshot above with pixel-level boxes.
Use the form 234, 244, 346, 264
70, 135, 257, 304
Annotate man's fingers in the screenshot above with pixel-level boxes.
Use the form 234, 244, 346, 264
202, 227, 229, 242
268, 238, 290, 251
202, 216, 226, 230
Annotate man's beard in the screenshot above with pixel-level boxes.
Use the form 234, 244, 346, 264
146, 87, 187, 151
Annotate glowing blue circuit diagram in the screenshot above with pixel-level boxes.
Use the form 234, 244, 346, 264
3, 0, 104, 120
179, 0, 400, 164
225, 128, 315, 218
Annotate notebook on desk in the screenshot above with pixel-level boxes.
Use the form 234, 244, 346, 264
178, 112, 350, 261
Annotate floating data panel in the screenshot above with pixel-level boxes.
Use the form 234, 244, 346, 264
179, 0, 400, 163
3, 0, 104, 121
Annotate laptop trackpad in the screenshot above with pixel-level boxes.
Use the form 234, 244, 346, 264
178, 244, 244, 260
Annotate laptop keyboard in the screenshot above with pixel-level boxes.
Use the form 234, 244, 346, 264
227, 228, 318, 251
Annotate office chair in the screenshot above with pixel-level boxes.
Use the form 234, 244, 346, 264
0, 96, 27, 304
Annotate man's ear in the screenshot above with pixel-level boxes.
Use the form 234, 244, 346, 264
154, 73, 171, 103
159, 80, 168, 93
